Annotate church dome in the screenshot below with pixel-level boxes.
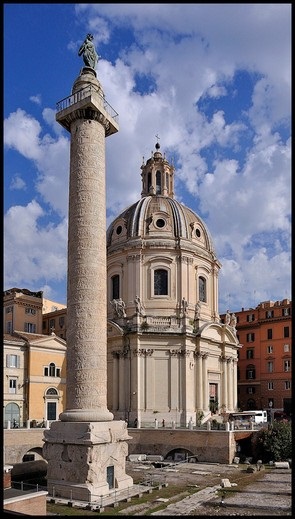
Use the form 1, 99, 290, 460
107, 143, 216, 261
107, 195, 216, 259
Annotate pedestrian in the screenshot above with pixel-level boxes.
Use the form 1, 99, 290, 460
162, 419, 165, 427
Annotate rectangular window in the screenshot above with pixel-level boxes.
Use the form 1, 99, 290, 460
25, 307, 36, 315
246, 349, 254, 359
198, 276, 206, 302
111, 275, 120, 300
154, 269, 168, 296
284, 326, 289, 338
284, 360, 291, 372
6, 354, 20, 368
6, 321, 12, 334
267, 361, 274, 373
9, 379, 17, 394
266, 310, 274, 318
247, 370, 255, 379
283, 344, 290, 352
56, 368, 61, 377
24, 322, 36, 333
267, 329, 272, 339
267, 346, 273, 354
284, 381, 291, 390
283, 308, 290, 316
247, 314, 255, 322
44, 367, 49, 376
47, 401, 57, 421
268, 382, 274, 390
59, 316, 65, 327
246, 333, 255, 342
49, 319, 55, 330
247, 387, 255, 394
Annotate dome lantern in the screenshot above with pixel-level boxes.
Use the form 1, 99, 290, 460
141, 141, 174, 198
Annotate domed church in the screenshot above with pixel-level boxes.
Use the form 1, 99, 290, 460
106, 142, 240, 427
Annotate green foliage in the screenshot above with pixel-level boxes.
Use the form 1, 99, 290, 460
253, 421, 292, 462
196, 410, 204, 426
209, 400, 218, 414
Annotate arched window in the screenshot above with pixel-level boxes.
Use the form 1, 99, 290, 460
111, 274, 120, 300
154, 269, 168, 295
156, 170, 161, 194
147, 172, 152, 193
46, 388, 58, 396
49, 363, 56, 377
5, 403, 20, 428
199, 276, 207, 302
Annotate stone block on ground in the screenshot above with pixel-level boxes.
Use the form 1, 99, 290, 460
220, 478, 231, 487
274, 461, 290, 469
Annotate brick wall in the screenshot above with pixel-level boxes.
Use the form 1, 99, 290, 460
3, 470, 12, 489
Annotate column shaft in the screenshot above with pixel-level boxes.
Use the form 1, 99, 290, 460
61, 116, 112, 421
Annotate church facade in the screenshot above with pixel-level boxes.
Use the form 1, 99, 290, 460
106, 142, 240, 428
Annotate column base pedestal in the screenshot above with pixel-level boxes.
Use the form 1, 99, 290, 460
43, 420, 133, 502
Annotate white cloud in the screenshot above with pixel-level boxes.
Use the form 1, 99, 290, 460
10, 175, 26, 191
42, 108, 64, 136
4, 200, 67, 289
4, 109, 43, 161
30, 94, 42, 105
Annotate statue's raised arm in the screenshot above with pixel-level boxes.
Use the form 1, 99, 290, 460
78, 33, 99, 69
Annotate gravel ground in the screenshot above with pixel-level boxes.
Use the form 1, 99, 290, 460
124, 461, 292, 516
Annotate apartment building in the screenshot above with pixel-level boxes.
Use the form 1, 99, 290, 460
3, 288, 67, 427
221, 299, 292, 418
3, 287, 43, 335
42, 308, 67, 339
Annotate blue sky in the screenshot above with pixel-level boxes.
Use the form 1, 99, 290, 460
4, 3, 291, 314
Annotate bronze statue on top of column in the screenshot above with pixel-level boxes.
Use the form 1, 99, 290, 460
78, 33, 99, 69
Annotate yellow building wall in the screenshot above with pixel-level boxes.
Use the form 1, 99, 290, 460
27, 342, 66, 423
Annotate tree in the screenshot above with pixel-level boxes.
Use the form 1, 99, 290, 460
253, 420, 292, 463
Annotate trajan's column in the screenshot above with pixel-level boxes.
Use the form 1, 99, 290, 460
43, 34, 133, 501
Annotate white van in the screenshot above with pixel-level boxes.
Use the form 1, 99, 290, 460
230, 410, 268, 425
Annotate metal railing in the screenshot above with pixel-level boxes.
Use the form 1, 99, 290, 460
11, 479, 153, 508
56, 84, 119, 122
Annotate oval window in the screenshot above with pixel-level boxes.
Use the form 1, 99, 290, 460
116, 225, 123, 235
156, 218, 165, 228
195, 228, 201, 238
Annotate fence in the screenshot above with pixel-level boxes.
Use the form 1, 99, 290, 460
56, 84, 119, 123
